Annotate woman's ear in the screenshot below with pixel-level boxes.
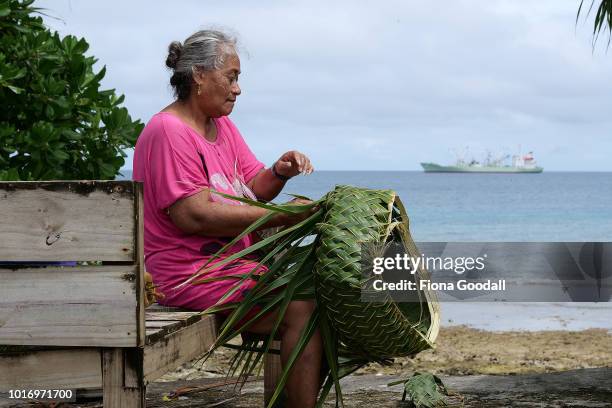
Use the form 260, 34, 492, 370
191, 66, 204, 87
191, 66, 207, 96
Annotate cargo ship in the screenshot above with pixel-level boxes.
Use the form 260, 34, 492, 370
421, 151, 543, 173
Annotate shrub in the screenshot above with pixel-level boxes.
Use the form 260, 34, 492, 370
0, 0, 143, 180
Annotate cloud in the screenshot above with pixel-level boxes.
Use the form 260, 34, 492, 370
37, 0, 612, 170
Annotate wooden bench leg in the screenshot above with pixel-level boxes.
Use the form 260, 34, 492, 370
263, 340, 282, 407
103, 348, 145, 407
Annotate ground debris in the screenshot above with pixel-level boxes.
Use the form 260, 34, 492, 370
2, 369, 610, 407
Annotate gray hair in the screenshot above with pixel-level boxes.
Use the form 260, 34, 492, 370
166, 29, 238, 100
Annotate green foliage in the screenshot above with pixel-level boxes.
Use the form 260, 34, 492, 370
389, 372, 449, 408
0, 0, 143, 180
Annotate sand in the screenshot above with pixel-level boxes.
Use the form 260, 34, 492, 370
157, 326, 612, 382
3, 327, 611, 407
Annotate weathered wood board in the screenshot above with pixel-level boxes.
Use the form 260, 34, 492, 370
103, 348, 145, 407
264, 340, 282, 405
0, 181, 136, 262
0, 348, 101, 389
0, 265, 139, 347
134, 182, 146, 347
143, 314, 220, 383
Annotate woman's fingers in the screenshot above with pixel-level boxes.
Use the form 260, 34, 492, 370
278, 151, 314, 175
276, 160, 294, 174
302, 156, 314, 175
276, 151, 315, 177
287, 151, 304, 172
295, 153, 304, 169
290, 197, 313, 205
283, 198, 318, 225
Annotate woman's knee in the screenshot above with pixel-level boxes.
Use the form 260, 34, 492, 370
287, 300, 316, 317
280, 300, 316, 332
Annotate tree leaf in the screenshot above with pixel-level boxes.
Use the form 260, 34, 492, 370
0, 1, 143, 181
6, 84, 24, 94
0, 2, 11, 18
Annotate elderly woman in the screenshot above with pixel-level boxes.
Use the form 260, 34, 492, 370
133, 30, 321, 407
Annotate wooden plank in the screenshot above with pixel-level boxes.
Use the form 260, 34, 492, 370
264, 340, 282, 406
143, 315, 221, 383
102, 348, 144, 407
0, 265, 138, 347
145, 327, 177, 344
146, 320, 182, 329
135, 182, 145, 347
144, 311, 204, 340
146, 311, 203, 322
144, 312, 206, 340
146, 304, 191, 312
0, 181, 136, 262
143, 324, 188, 346
124, 348, 145, 389
146, 329, 161, 337
0, 348, 101, 389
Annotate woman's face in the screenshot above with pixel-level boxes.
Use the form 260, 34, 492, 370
196, 53, 241, 118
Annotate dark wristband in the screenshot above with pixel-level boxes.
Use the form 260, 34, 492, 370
271, 162, 291, 182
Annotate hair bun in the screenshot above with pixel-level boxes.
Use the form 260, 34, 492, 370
166, 41, 183, 69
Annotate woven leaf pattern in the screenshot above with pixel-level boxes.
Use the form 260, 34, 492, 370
314, 186, 434, 360
183, 185, 440, 407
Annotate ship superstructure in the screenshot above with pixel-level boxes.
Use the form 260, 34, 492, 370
421, 148, 543, 173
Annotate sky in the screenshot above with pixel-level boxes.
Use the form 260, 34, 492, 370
37, 0, 612, 171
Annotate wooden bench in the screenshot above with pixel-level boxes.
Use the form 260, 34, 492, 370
0, 181, 281, 407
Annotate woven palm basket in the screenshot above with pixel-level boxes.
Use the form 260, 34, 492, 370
313, 185, 440, 360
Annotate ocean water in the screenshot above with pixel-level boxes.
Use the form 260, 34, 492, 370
286, 171, 612, 331
120, 170, 612, 241
280, 171, 612, 242
120, 170, 612, 330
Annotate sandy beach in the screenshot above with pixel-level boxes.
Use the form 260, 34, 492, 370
104, 325, 610, 407
157, 325, 612, 382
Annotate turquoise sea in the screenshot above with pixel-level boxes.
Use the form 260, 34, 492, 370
120, 170, 612, 242
273, 171, 612, 242
119, 170, 612, 331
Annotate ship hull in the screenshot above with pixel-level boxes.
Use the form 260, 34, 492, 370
420, 162, 543, 173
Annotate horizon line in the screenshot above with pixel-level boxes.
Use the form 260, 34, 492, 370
119, 169, 612, 173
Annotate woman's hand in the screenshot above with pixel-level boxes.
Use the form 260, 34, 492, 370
274, 151, 314, 178
274, 198, 318, 227
248, 151, 315, 202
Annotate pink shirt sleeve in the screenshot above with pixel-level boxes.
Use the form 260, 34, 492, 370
222, 117, 265, 183
149, 116, 209, 211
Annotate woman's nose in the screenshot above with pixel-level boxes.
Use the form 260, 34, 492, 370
232, 82, 241, 95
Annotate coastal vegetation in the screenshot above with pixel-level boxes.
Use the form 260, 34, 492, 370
0, 0, 142, 181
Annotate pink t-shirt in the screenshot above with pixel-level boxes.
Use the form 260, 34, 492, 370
133, 112, 265, 301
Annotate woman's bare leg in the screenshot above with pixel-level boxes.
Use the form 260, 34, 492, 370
280, 300, 321, 407
243, 300, 322, 408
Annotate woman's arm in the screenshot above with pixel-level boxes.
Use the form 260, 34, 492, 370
168, 189, 312, 236
248, 167, 286, 202
249, 151, 314, 202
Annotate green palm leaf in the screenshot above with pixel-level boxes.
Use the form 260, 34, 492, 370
389, 372, 448, 408
578, 0, 612, 46
179, 186, 440, 407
